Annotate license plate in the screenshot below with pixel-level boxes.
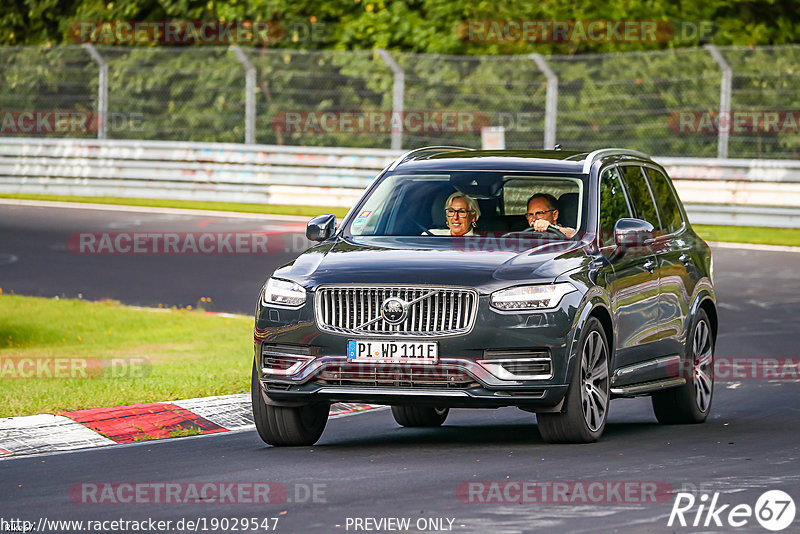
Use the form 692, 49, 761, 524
347, 340, 438, 363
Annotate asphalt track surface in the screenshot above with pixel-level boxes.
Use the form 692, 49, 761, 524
1, 203, 799, 533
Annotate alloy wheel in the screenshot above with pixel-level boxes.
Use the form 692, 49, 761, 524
693, 319, 713, 412
581, 330, 609, 432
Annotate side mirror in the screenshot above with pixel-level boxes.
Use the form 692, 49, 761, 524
306, 214, 336, 242
609, 218, 654, 261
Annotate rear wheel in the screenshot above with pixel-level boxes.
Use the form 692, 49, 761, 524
391, 406, 449, 427
652, 309, 714, 424
251, 361, 329, 446
538, 317, 610, 443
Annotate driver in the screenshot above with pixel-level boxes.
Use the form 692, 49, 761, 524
526, 193, 575, 238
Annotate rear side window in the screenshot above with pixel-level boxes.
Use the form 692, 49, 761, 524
599, 167, 633, 248
645, 168, 684, 234
618, 165, 661, 233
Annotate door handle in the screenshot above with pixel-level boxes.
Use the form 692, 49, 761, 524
679, 253, 691, 265
643, 260, 656, 274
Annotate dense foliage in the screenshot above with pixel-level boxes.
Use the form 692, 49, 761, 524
1, 1, 798, 157
2, 0, 799, 52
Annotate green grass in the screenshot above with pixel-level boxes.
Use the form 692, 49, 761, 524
0, 193, 350, 219
0, 294, 254, 417
169, 426, 203, 438
693, 225, 800, 247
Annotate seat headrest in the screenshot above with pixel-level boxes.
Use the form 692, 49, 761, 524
557, 192, 579, 229
430, 187, 455, 228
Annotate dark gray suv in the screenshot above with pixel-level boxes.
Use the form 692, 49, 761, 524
252, 147, 717, 445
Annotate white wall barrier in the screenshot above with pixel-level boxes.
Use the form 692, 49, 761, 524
1, 138, 799, 228
0, 138, 392, 208
659, 157, 800, 227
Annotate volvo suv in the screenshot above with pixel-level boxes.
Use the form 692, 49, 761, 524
252, 147, 717, 445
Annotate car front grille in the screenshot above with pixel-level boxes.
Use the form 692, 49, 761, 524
315, 286, 478, 336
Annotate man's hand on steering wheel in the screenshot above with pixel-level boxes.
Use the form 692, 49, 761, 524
501, 225, 567, 239
531, 219, 568, 237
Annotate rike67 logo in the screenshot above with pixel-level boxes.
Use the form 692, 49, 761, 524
669, 490, 796, 531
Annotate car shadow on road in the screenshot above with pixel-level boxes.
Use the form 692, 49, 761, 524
320, 422, 543, 448
316, 420, 665, 449
602, 421, 665, 438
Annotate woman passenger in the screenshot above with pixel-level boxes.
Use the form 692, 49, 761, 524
428, 192, 481, 236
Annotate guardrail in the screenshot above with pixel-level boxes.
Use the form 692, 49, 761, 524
659, 157, 800, 227
1, 137, 799, 228
0, 137, 392, 209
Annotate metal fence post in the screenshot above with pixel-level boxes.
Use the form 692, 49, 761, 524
530, 53, 558, 150
230, 45, 256, 144
705, 44, 732, 159
82, 44, 108, 139
376, 49, 405, 150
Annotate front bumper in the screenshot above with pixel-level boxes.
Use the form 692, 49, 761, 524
254, 292, 582, 409
258, 355, 568, 408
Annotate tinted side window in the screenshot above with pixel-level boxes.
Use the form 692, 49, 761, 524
645, 168, 684, 234
618, 165, 661, 232
599, 167, 633, 247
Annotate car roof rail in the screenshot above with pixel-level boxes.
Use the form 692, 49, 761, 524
574, 148, 652, 174
387, 146, 473, 171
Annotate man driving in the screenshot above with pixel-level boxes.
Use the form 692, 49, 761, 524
526, 193, 576, 238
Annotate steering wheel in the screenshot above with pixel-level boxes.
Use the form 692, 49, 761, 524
502, 225, 568, 239
409, 218, 435, 236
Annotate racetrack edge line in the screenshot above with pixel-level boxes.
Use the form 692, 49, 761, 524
0, 198, 310, 221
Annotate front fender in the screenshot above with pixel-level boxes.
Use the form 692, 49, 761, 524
564, 288, 613, 384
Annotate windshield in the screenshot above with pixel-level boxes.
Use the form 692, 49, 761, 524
347, 171, 585, 238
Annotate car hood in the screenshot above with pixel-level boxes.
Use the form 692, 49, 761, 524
273, 236, 589, 290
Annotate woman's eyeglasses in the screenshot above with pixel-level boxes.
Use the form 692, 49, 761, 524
445, 208, 474, 218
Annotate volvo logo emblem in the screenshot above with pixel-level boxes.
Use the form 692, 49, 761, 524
381, 297, 408, 324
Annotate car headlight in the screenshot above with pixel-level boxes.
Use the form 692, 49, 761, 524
490, 283, 576, 311
262, 278, 306, 307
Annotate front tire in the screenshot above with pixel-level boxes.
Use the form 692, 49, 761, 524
251, 361, 329, 446
652, 309, 714, 424
391, 406, 449, 427
537, 317, 610, 443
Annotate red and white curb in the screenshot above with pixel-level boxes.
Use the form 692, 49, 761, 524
0, 394, 381, 458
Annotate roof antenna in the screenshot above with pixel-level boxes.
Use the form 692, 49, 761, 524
553, 144, 562, 150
